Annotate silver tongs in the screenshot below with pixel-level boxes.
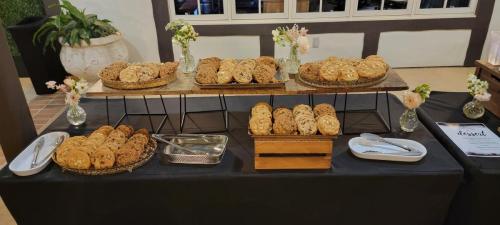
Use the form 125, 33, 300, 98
152, 134, 208, 155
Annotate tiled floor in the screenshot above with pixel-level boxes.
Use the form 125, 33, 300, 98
0, 67, 475, 225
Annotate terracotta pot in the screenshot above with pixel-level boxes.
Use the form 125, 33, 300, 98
59, 32, 128, 83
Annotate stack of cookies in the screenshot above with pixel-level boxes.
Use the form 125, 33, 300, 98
100, 61, 179, 83
249, 102, 340, 136
299, 55, 388, 84
195, 56, 279, 85
55, 125, 150, 170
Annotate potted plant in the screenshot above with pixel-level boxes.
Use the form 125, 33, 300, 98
33, 0, 128, 82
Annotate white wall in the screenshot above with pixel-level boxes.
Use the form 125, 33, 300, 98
172, 36, 261, 61
378, 30, 472, 67
275, 33, 364, 63
68, 0, 160, 62
481, 0, 500, 60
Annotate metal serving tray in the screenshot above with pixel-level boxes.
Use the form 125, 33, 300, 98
153, 134, 228, 165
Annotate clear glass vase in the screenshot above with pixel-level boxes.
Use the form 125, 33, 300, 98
463, 99, 485, 119
66, 104, 87, 126
286, 45, 300, 74
180, 45, 195, 73
400, 108, 419, 132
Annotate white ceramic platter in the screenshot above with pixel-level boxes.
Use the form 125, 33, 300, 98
9, 132, 69, 176
348, 137, 427, 162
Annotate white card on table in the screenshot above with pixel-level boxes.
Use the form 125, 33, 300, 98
436, 122, 500, 157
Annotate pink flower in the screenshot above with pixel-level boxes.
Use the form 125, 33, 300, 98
474, 92, 491, 102
63, 78, 76, 87
46, 81, 57, 89
403, 91, 423, 109
299, 27, 308, 36
56, 84, 69, 93
297, 36, 310, 54
65, 91, 81, 106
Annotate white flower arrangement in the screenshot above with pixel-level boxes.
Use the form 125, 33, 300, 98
272, 24, 310, 54
402, 84, 431, 109
165, 19, 199, 49
46, 77, 88, 106
467, 74, 491, 102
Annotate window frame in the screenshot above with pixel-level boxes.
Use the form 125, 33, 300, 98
353, 0, 415, 16
168, 0, 230, 21
230, 0, 290, 20
414, 0, 478, 15
290, 0, 351, 19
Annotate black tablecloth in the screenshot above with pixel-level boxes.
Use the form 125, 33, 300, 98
417, 91, 500, 225
0, 94, 463, 225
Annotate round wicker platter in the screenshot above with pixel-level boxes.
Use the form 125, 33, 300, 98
101, 75, 176, 90
297, 72, 388, 89
53, 138, 157, 175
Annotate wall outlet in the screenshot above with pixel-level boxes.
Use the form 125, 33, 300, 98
312, 37, 320, 48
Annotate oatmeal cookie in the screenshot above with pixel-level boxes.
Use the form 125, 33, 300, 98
104, 130, 128, 152
196, 64, 218, 84
319, 62, 340, 82
365, 55, 385, 62
251, 103, 272, 119
115, 145, 140, 166
137, 66, 157, 82
119, 65, 141, 82
249, 116, 272, 135
293, 104, 313, 117
134, 128, 149, 138
356, 60, 387, 79
65, 148, 92, 169
95, 125, 114, 136
199, 57, 221, 68
100, 62, 128, 81
256, 56, 276, 69
116, 125, 134, 137
273, 116, 298, 135
91, 146, 115, 169
159, 62, 179, 78
233, 66, 253, 84
273, 107, 293, 119
317, 115, 340, 136
294, 114, 318, 135
253, 63, 277, 84
216, 59, 237, 84
313, 103, 336, 118
299, 63, 321, 81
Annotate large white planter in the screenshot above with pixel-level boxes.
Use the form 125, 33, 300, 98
59, 33, 128, 83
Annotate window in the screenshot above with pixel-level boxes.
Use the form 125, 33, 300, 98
292, 0, 349, 18
416, 0, 477, 14
355, 0, 413, 16
168, 0, 229, 20
232, 0, 289, 19
167, 0, 478, 23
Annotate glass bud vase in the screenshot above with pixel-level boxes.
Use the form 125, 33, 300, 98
463, 99, 485, 119
66, 104, 87, 126
400, 108, 419, 132
180, 45, 195, 73
286, 45, 300, 74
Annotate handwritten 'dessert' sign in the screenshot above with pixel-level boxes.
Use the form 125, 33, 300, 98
437, 123, 500, 157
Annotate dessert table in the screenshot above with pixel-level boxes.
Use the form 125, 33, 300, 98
0, 93, 463, 225
417, 91, 500, 225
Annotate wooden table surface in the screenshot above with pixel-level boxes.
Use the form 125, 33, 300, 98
86, 69, 409, 97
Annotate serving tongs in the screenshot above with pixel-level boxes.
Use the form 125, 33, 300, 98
152, 134, 211, 155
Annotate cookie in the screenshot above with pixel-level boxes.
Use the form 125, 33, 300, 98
356, 60, 387, 79
319, 62, 340, 82
159, 62, 179, 78
317, 115, 340, 135
119, 65, 141, 82
65, 148, 92, 169
251, 103, 272, 119
137, 65, 157, 82
293, 104, 313, 117
233, 66, 253, 84
253, 63, 276, 84
199, 57, 221, 68
249, 116, 272, 135
99, 62, 128, 81
95, 125, 114, 136
273, 116, 298, 135
134, 128, 149, 138
294, 114, 318, 135
299, 63, 321, 81
313, 103, 336, 118
256, 56, 276, 69
91, 146, 115, 169
365, 55, 385, 62
273, 107, 293, 119
196, 64, 218, 84
115, 145, 140, 166
116, 125, 134, 137
338, 65, 359, 82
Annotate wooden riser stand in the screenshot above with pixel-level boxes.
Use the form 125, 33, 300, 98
254, 138, 333, 170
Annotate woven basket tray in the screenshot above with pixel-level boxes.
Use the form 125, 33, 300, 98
101, 75, 176, 90
53, 138, 157, 176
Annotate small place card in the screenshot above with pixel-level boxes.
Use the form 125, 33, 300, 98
437, 123, 500, 157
